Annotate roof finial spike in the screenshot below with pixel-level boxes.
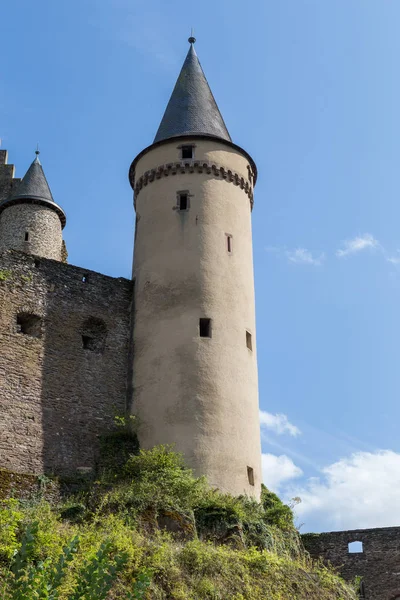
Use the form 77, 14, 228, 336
34, 143, 41, 164
188, 28, 196, 45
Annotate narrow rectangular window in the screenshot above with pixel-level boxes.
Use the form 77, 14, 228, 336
181, 145, 193, 159
246, 330, 252, 350
227, 235, 232, 253
179, 193, 188, 211
199, 318, 212, 338
247, 466, 255, 486
24, 232, 29, 241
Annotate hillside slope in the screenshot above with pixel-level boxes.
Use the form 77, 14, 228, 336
0, 446, 356, 599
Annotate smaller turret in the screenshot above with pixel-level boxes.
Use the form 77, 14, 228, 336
0, 151, 66, 261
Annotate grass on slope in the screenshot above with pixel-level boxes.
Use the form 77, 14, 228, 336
0, 446, 357, 600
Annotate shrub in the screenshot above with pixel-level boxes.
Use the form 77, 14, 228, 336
261, 484, 295, 530
1, 521, 151, 600
0, 447, 357, 600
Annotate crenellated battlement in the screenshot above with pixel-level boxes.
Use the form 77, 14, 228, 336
0, 150, 20, 202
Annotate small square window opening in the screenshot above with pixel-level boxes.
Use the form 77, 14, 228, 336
81, 317, 107, 353
181, 145, 193, 160
24, 232, 29, 242
247, 466, 255, 486
348, 541, 363, 554
246, 331, 252, 351
82, 335, 96, 351
17, 313, 42, 338
179, 193, 188, 211
199, 318, 212, 338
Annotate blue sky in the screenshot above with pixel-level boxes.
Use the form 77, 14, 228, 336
2, 0, 400, 533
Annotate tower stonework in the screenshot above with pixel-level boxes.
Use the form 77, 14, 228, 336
129, 39, 262, 497
0, 39, 262, 499
0, 152, 66, 261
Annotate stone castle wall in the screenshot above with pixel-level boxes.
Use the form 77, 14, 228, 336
0, 250, 133, 476
303, 527, 400, 600
0, 150, 15, 201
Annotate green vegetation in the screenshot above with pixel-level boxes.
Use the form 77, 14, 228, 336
0, 446, 357, 599
0, 269, 12, 282
20, 273, 33, 283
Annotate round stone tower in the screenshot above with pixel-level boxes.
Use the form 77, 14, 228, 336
0, 151, 66, 260
129, 38, 262, 497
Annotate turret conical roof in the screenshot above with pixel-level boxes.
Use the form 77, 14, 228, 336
0, 153, 66, 228
10, 154, 55, 204
154, 40, 231, 143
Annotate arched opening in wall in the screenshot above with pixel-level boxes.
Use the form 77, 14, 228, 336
348, 541, 363, 554
16, 313, 42, 338
81, 317, 107, 353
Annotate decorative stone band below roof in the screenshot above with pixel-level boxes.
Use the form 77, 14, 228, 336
0, 196, 67, 228
133, 160, 254, 210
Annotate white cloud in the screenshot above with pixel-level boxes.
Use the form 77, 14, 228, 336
290, 450, 400, 532
260, 410, 301, 437
386, 251, 400, 265
336, 234, 379, 258
262, 454, 303, 492
286, 248, 325, 266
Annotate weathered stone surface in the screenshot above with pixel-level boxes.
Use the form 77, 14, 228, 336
0, 204, 63, 260
195, 506, 246, 549
0, 468, 60, 503
0, 250, 133, 476
157, 508, 196, 540
303, 527, 400, 600
0, 151, 18, 202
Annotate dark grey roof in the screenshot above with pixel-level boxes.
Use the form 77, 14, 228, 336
154, 42, 231, 143
0, 154, 66, 228
10, 155, 55, 203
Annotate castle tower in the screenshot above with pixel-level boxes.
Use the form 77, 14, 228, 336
129, 38, 262, 497
0, 151, 66, 260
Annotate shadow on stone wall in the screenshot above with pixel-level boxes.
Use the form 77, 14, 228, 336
39, 257, 134, 476
303, 527, 400, 600
0, 251, 134, 479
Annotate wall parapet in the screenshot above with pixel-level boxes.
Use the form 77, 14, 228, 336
133, 159, 254, 209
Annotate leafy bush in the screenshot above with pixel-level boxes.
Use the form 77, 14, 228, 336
0, 500, 23, 560
0, 447, 357, 600
261, 484, 296, 530
1, 521, 150, 599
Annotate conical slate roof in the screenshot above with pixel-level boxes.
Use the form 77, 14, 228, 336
10, 154, 55, 203
154, 40, 231, 143
0, 153, 66, 228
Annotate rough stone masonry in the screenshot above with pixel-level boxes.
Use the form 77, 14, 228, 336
0, 250, 133, 475
303, 527, 400, 600
1, 39, 399, 597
